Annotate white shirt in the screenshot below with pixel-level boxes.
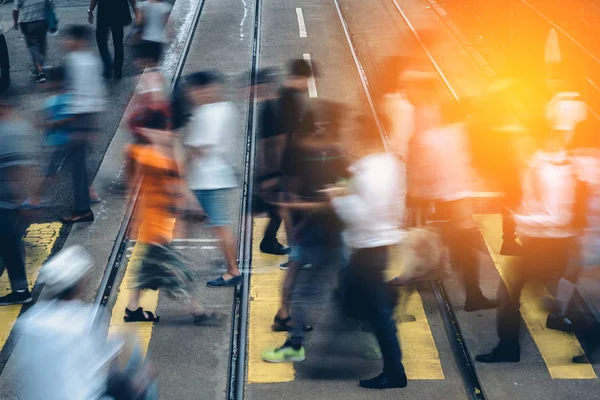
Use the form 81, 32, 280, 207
66, 51, 106, 114
138, 1, 172, 43
332, 153, 406, 249
409, 122, 476, 201
515, 150, 578, 239
14, 300, 122, 400
185, 102, 238, 190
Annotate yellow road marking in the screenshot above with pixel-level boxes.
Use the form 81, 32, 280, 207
386, 246, 444, 379
0, 223, 62, 350
107, 243, 160, 358
248, 217, 293, 383
474, 214, 596, 379
248, 217, 443, 382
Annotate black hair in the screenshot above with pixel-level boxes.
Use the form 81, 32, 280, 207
289, 59, 313, 78
134, 41, 162, 63
186, 70, 223, 88
46, 66, 66, 84
63, 24, 93, 43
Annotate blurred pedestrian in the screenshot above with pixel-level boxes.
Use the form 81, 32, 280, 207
0, 22, 10, 91
328, 116, 407, 389
277, 59, 317, 270
476, 120, 587, 363
254, 68, 291, 256
262, 112, 347, 362
184, 71, 241, 287
135, 0, 172, 59
12, 0, 55, 82
0, 92, 35, 306
87, 0, 136, 79
124, 111, 215, 324
14, 245, 158, 399
60, 25, 106, 223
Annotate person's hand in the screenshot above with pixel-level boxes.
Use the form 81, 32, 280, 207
87, 10, 94, 25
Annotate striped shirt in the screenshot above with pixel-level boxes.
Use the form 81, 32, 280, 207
14, 0, 51, 23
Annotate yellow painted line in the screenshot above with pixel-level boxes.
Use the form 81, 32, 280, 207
386, 247, 444, 380
107, 242, 160, 358
0, 223, 62, 350
473, 214, 596, 379
248, 217, 443, 382
248, 217, 293, 383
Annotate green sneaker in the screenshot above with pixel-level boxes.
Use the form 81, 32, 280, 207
262, 343, 306, 363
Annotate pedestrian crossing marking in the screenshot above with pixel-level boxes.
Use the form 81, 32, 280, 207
474, 214, 596, 379
248, 217, 444, 383
0, 223, 62, 351
248, 217, 294, 383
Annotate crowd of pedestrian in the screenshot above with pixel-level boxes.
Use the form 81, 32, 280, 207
0, 3, 599, 397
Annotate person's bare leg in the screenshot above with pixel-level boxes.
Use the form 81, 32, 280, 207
126, 289, 142, 312
212, 226, 239, 279
276, 260, 302, 319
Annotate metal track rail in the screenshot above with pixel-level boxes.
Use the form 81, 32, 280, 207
227, 0, 262, 397
333, 1, 485, 398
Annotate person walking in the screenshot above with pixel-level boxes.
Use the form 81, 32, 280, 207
183, 71, 241, 288
135, 0, 172, 59
0, 22, 10, 91
87, 0, 136, 79
0, 92, 35, 306
328, 118, 408, 389
60, 25, 105, 223
13, 0, 54, 83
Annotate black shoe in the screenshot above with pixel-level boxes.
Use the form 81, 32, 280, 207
500, 238, 524, 256
464, 295, 497, 312
476, 342, 520, 363
573, 354, 590, 364
260, 240, 290, 256
114, 70, 123, 79
0, 290, 32, 306
103, 66, 114, 79
61, 211, 94, 224
546, 314, 578, 332
36, 72, 46, 83
359, 372, 408, 389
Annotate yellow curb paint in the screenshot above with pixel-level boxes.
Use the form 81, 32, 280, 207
0, 223, 62, 350
107, 243, 160, 358
248, 217, 294, 383
474, 214, 596, 379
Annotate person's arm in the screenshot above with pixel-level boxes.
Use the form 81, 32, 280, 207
88, 0, 98, 24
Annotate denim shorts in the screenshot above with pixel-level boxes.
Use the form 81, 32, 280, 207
194, 189, 231, 227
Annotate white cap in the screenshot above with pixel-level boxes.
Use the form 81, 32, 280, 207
39, 246, 94, 298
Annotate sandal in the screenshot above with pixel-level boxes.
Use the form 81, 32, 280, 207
271, 315, 313, 332
124, 307, 160, 323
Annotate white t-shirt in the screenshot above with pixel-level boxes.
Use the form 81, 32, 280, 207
138, 1, 172, 43
332, 153, 407, 249
66, 50, 106, 114
185, 102, 238, 190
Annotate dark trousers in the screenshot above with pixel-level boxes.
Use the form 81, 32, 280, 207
496, 237, 573, 343
0, 210, 27, 292
71, 140, 91, 213
346, 246, 405, 378
96, 21, 125, 73
0, 34, 10, 91
262, 207, 282, 243
20, 20, 48, 69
